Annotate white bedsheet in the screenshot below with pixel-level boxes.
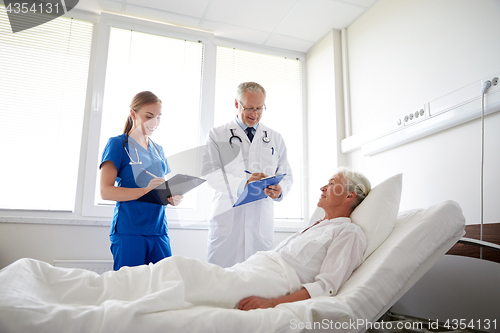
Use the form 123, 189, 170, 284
0, 201, 465, 333
0, 251, 304, 333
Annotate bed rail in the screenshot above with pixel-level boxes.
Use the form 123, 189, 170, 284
457, 237, 500, 252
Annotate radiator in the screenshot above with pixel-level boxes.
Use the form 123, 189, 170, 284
53, 260, 114, 274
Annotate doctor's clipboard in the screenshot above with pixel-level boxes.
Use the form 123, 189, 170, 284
136, 174, 206, 205
233, 173, 286, 207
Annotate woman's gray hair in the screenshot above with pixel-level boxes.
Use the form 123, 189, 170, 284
236, 82, 266, 101
337, 167, 371, 211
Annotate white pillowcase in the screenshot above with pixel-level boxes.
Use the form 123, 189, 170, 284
351, 173, 403, 261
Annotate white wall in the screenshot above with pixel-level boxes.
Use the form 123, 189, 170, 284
344, 0, 500, 225
0, 223, 113, 266
0, 223, 205, 267
305, 29, 346, 215
0, 223, 293, 269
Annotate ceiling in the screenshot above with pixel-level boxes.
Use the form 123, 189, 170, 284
76, 0, 378, 53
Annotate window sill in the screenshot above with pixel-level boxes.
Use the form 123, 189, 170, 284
0, 215, 303, 233
0, 216, 110, 227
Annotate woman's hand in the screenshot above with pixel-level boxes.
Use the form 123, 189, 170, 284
146, 177, 166, 190
167, 195, 183, 206
238, 296, 276, 311
238, 288, 310, 311
101, 161, 154, 202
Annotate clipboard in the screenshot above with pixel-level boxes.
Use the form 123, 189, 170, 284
136, 174, 206, 206
233, 173, 286, 207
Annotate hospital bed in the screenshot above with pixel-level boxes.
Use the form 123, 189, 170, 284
0, 174, 466, 333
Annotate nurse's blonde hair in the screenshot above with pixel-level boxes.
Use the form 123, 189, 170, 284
123, 91, 162, 134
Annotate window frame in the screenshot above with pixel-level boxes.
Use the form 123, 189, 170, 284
213, 37, 309, 230
0, 11, 308, 231
80, 13, 215, 227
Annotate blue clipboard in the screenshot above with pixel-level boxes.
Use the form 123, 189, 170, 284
233, 174, 286, 207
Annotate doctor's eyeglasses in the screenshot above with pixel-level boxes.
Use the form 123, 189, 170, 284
238, 101, 266, 114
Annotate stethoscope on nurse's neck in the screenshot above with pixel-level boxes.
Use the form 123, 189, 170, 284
123, 134, 161, 165
229, 128, 270, 147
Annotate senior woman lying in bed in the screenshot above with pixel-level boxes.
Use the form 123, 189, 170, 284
239, 167, 370, 310
0, 168, 371, 323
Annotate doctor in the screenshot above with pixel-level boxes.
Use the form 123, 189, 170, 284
204, 82, 293, 268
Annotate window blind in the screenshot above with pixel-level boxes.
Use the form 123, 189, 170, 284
0, 6, 93, 210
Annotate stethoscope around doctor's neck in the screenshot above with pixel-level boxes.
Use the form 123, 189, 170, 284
123, 134, 161, 165
229, 129, 270, 146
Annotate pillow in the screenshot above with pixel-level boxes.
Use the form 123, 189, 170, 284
351, 173, 402, 260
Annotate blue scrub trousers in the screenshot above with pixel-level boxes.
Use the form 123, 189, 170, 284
110, 234, 172, 271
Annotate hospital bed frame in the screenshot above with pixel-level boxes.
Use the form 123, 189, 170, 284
367, 232, 462, 328
371, 238, 500, 333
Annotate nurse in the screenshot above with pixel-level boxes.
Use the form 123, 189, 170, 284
204, 82, 293, 268
100, 91, 182, 271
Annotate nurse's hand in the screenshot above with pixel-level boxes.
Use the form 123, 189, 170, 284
264, 184, 282, 200
168, 195, 183, 206
146, 177, 166, 190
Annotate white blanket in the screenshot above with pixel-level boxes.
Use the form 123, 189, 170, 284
0, 201, 465, 333
0, 251, 331, 333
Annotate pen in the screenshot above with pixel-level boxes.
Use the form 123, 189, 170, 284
142, 168, 159, 178
244, 170, 252, 175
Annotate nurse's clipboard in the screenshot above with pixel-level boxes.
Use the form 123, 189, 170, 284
137, 174, 206, 206
233, 173, 286, 207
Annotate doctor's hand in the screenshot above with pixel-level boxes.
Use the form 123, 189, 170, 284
245, 172, 268, 188
264, 184, 282, 200
167, 195, 183, 206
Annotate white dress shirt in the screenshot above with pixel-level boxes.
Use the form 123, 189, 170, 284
273, 217, 366, 298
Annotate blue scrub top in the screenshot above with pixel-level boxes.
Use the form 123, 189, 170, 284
100, 133, 171, 236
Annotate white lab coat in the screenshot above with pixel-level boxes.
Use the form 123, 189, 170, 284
203, 119, 293, 267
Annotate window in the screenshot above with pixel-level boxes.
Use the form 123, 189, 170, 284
0, 5, 93, 211
214, 46, 305, 224
82, 13, 211, 223
1, 9, 307, 229
96, 27, 204, 207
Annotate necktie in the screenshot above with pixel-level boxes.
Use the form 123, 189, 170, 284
245, 127, 254, 142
